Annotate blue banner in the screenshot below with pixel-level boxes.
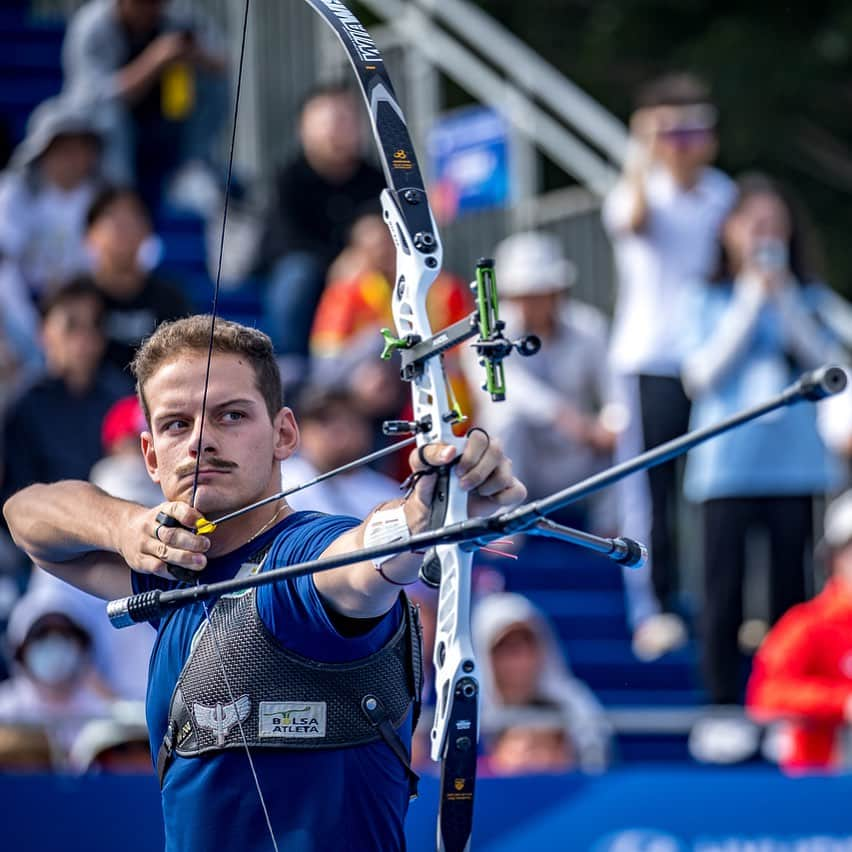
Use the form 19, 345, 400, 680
427, 105, 510, 219
3, 768, 852, 850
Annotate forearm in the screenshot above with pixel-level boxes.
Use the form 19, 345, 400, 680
775, 285, 845, 369
114, 51, 167, 103
623, 174, 649, 233
3, 480, 137, 564
314, 499, 421, 619
682, 278, 765, 397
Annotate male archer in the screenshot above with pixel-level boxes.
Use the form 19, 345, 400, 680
4, 315, 525, 851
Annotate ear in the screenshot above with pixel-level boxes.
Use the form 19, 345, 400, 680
272, 407, 300, 462
140, 431, 161, 483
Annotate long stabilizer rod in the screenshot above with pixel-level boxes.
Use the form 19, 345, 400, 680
107, 365, 845, 628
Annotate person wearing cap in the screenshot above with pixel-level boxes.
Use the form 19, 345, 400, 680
746, 490, 852, 772
472, 591, 612, 773
0, 582, 113, 761
70, 702, 152, 773
603, 74, 736, 652
0, 95, 104, 378
91, 394, 165, 508
461, 230, 621, 533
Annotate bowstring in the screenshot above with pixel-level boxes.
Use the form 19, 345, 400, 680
187, 1, 280, 849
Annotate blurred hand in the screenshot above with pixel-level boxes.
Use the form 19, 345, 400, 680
626, 107, 660, 173
148, 32, 195, 70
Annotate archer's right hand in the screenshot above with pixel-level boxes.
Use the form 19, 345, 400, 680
118, 501, 210, 579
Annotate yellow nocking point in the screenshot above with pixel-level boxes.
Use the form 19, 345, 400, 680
195, 518, 217, 536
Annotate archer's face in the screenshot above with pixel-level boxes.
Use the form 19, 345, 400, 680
140, 352, 298, 517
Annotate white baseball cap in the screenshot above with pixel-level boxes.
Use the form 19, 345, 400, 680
495, 231, 577, 298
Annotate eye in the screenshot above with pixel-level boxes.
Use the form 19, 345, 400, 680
222, 410, 246, 423
162, 419, 189, 433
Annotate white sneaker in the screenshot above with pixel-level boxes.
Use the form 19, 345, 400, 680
631, 612, 688, 662
688, 710, 760, 764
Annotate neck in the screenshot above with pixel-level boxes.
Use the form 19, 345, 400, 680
95, 262, 144, 296
304, 149, 357, 182
670, 165, 702, 190
205, 499, 291, 559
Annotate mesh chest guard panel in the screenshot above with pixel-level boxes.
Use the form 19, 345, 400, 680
164, 588, 421, 764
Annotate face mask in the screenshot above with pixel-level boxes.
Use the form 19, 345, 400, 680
23, 635, 85, 686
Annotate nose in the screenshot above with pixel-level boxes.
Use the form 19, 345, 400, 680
187, 416, 219, 457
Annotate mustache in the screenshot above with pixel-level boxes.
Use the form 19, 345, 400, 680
175, 458, 238, 478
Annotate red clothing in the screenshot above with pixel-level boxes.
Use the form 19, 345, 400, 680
746, 578, 852, 771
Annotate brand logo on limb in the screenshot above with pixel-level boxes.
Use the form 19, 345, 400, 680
393, 149, 413, 171
319, 0, 382, 63
259, 701, 327, 738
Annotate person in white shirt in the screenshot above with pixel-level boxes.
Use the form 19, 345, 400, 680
0, 96, 103, 379
603, 74, 737, 660
461, 231, 622, 533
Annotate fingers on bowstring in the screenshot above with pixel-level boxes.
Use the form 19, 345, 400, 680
146, 503, 210, 577
160, 501, 205, 529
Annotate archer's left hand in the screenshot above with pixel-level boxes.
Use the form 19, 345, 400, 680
405, 429, 526, 532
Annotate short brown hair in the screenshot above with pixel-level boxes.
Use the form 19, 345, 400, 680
131, 316, 283, 423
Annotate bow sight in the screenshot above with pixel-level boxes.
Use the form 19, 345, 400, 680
379, 257, 541, 417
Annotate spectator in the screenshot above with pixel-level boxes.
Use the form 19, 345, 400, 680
69, 703, 151, 773
1, 278, 131, 506
0, 96, 103, 376
485, 707, 576, 776
85, 186, 192, 376
472, 592, 612, 773
90, 394, 163, 507
280, 387, 400, 517
61, 0, 228, 212
29, 566, 154, 704
680, 174, 844, 752
460, 231, 620, 533
310, 213, 472, 426
603, 74, 736, 650
258, 86, 385, 364
747, 490, 852, 773
0, 583, 113, 761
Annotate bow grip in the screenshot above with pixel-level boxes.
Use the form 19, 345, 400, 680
418, 463, 453, 589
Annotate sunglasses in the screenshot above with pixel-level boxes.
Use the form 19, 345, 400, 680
658, 126, 715, 145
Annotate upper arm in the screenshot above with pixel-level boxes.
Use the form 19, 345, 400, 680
35, 550, 132, 602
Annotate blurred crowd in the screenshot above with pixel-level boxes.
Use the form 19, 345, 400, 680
0, 0, 851, 782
